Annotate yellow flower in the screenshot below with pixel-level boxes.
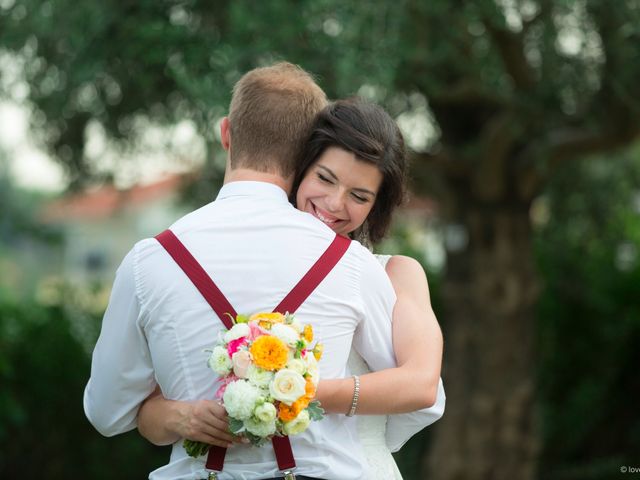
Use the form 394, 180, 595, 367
302, 324, 313, 343
250, 312, 286, 330
312, 343, 323, 361
250, 335, 289, 371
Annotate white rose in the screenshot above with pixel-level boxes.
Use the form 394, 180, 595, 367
246, 364, 274, 389
269, 369, 306, 405
286, 357, 307, 376
254, 402, 277, 423
232, 350, 252, 378
224, 323, 250, 343
208, 345, 232, 375
244, 416, 276, 437
283, 409, 311, 436
271, 323, 300, 347
223, 380, 263, 420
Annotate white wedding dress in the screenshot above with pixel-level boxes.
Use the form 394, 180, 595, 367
346, 254, 403, 480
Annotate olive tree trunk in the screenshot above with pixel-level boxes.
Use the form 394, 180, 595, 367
426, 202, 541, 480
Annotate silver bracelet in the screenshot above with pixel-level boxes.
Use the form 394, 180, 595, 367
346, 375, 360, 417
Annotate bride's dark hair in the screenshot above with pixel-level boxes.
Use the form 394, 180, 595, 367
291, 97, 407, 245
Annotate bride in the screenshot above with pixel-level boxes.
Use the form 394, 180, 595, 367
137, 98, 444, 479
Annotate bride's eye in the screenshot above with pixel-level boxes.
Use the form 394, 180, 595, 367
317, 173, 333, 184
351, 193, 369, 203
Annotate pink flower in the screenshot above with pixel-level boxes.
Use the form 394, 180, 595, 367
227, 337, 248, 356
248, 321, 269, 341
215, 374, 239, 399
232, 350, 252, 378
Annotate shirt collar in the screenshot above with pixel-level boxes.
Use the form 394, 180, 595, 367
215, 181, 290, 203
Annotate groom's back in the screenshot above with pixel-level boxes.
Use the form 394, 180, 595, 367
135, 181, 396, 479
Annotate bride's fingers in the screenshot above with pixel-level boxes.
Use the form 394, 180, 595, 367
193, 432, 235, 448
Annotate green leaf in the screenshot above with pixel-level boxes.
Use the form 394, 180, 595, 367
228, 417, 245, 434
235, 314, 249, 324
245, 431, 268, 446
307, 400, 325, 421
183, 439, 210, 458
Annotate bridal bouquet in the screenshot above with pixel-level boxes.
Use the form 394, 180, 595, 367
184, 312, 325, 457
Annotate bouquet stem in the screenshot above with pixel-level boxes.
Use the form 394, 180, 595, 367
184, 439, 210, 458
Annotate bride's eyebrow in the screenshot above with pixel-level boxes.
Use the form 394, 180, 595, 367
317, 165, 338, 181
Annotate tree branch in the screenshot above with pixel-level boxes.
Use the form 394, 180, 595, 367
517, 124, 640, 200
482, 19, 536, 91
411, 147, 469, 181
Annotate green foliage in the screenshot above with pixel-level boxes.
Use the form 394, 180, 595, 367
307, 400, 325, 421
0, 160, 61, 247
0, 297, 168, 478
535, 146, 640, 479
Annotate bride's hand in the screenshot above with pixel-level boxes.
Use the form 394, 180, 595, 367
138, 388, 244, 447
174, 399, 240, 447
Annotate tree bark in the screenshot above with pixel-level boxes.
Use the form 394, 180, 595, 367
425, 201, 541, 480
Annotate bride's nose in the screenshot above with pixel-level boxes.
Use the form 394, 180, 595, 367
325, 192, 344, 213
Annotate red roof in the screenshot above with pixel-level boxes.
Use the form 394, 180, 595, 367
41, 174, 184, 222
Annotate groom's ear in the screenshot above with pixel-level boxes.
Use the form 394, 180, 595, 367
220, 117, 231, 151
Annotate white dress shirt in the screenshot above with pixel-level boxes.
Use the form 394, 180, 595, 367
84, 181, 443, 480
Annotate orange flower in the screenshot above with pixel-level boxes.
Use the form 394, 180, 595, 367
302, 324, 313, 343
278, 401, 302, 422
250, 335, 289, 371
304, 377, 316, 401
250, 312, 286, 330
278, 396, 309, 421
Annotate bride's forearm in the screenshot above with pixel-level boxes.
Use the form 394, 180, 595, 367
316, 364, 437, 415
315, 256, 443, 416
137, 387, 184, 446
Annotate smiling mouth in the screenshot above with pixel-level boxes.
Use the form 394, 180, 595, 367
311, 203, 343, 226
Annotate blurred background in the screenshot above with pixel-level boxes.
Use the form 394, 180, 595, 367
1, 1, 639, 479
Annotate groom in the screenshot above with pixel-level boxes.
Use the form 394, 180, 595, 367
84, 62, 443, 479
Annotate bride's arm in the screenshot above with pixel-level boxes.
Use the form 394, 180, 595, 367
137, 255, 442, 443
136, 386, 238, 447
315, 255, 443, 414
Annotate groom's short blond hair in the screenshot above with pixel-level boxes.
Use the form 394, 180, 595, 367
228, 62, 327, 177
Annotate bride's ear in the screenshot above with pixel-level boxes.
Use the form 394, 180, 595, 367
220, 117, 231, 151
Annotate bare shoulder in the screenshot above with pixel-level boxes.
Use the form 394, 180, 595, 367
385, 255, 427, 282
384, 255, 430, 298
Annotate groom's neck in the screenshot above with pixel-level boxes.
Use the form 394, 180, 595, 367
223, 168, 292, 195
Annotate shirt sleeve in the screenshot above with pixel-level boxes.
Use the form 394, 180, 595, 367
385, 377, 446, 452
83, 245, 155, 437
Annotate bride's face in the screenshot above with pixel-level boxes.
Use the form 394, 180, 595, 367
296, 146, 383, 236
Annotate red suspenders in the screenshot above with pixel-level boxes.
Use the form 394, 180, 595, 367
155, 229, 351, 475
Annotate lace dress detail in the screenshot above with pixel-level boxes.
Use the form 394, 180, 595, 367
346, 254, 403, 479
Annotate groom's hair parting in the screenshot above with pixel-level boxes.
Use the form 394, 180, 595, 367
292, 98, 407, 245
228, 62, 328, 177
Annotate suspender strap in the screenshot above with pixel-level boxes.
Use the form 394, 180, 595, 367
274, 234, 351, 314
156, 229, 236, 328
155, 230, 351, 474
271, 233, 350, 472
155, 230, 232, 470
